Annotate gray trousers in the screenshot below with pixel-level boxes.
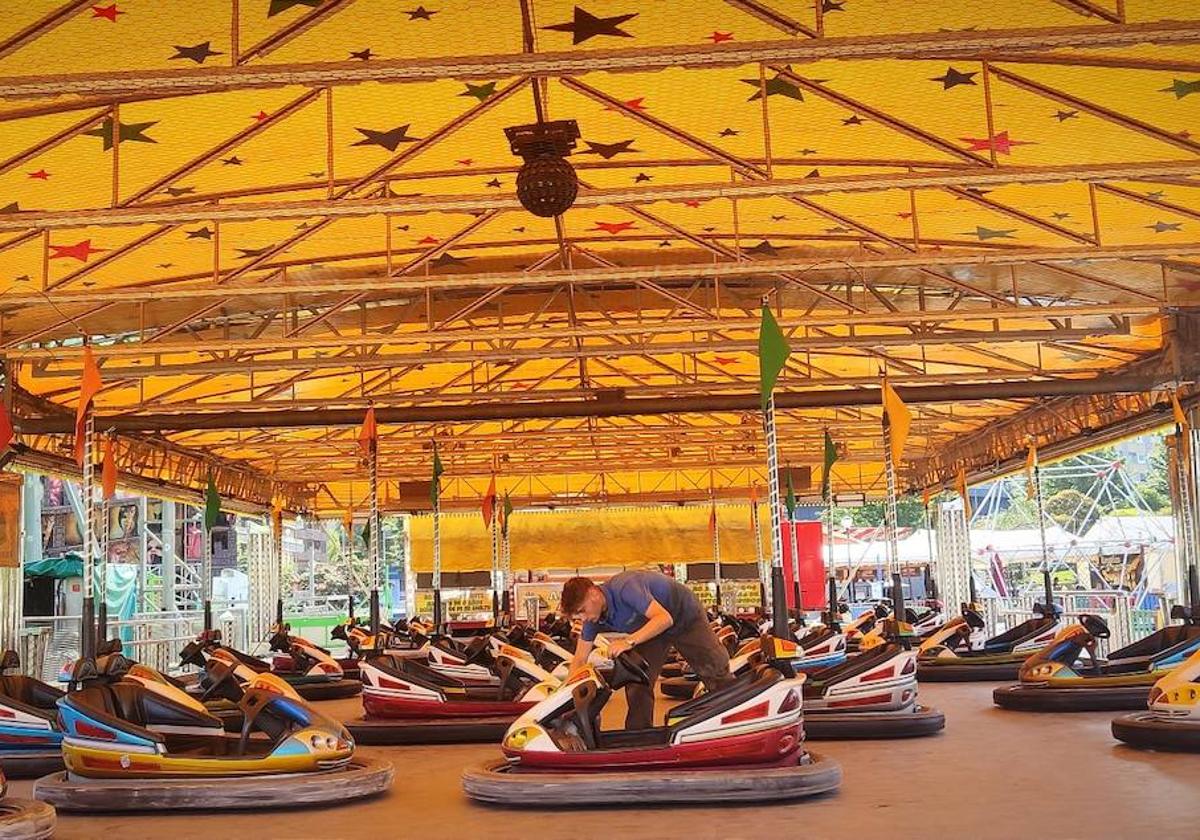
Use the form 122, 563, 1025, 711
626, 618, 733, 729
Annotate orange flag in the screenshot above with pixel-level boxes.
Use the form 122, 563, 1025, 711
708, 504, 718, 540
881, 377, 912, 465
1025, 443, 1038, 501
482, 475, 497, 529
357, 405, 377, 459
921, 485, 931, 509
101, 437, 117, 499
73, 345, 102, 466
342, 509, 354, 541
955, 466, 972, 521
1172, 390, 1189, 431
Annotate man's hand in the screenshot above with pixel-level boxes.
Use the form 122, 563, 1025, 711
608, 638, 632, 657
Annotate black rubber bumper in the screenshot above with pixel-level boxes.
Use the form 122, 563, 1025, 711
917, 660, 1022, 682
289, 678, 362, 701
461, 751, 841, 806
346, 716, 515, 745
1112, 712, 1200, 752
33, 755, 394, 812
993, 683, 1151, 712
0, 751, 64, 779
803, 706, 945, 740
0, 797, 56, 840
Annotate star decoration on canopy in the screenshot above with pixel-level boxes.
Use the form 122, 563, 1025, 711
591, 221, 636, 235
91, 4, 123, 21
634, 172, 652, 182
931, 67, 977, 89
741, 73, 803, 102
1147, 221, 1182, 232
28, 169, 49, 180
580, 139, 640, 159
49, 240, 106, 261
460, 81, 497, 102
708, 31, 733, 43
84, 118, 157, 150
0, 202, 19, 214
1160, 79, 1200, 99
236, 245, 276, 258
269, 0, 320, 15
822, 0, 845, 11
417, 235, 440, 245
222, 155, 243, 165
1054, 110, 1079, 122
485, 178, 502, 188
171, 42, 222, 63
350, 48, 374, 60
542, 7, 637, 45
186, 226, 213, 240
718, 128, 739, 137
404, 6, 438, 20
1051, 212, 1071, 220
352, 125, 421, 151
841, 114, 865, 125
745, 240, 784, 257
960, 226, 1016, 240
163, 186, 194, 196
430, 252, 470, 268
959, 131, 1034, 154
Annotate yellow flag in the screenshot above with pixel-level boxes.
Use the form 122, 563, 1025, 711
881, 378, 912, 465
1172, 390, 1189, 431
956, 466, 972, 521
1025, 443, 1038, 501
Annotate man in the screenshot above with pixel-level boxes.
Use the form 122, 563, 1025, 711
560, 570, 733, 730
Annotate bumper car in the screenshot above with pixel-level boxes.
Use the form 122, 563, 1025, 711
917, 603, 1062, 682
33, 657, 392, 812
347, 643, 559, 745
0, 653, 64, 779
844, 604, 890, 652
0, 767, 55, 840
182, 629, 361, 701
995, 611, 1200, 712
461, 646, 841, 807
1112, 644, 1200, 751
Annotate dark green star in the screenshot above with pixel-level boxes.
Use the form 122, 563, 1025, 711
718, 127, 738, 137
430, 252, 470, 269
580, 139, 640, 159
170, 41, 222, 64
0, 202, 19, 214
84, 118, 157, 150
164, 186, 194, 197
542, 7, 637, 45
349, 48, 373, 61
268, 0, 321, 17
1159, 79, 1200, 99
352, 125, 421, 151
960, 226, 1016, 240
745, 240, 784, 257
634, 172, 651, 182
930, 67, 976, 89
404, 6, 438, 20
1054, 110, 1079, 122
460, 81, 497, 102
236, 245, 275, 258
186, 226, 213, 240
841, 114, 865, 125
741, 73, 803, 102
1147, 221, 1182, 232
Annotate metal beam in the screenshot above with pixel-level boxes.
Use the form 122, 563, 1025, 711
1, 20, 1197, 98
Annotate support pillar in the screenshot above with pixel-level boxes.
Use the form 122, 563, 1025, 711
935, 502, 973, 615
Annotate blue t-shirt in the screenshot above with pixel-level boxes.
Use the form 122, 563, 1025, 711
580, 570, 701, 642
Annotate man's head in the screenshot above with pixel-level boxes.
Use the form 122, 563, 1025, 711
560, 576, 605, 623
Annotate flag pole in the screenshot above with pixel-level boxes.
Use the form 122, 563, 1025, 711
432, 450, 443, 629
81, 405, 96, 660
490, 509, 500, 622
501, 499, 512, 617
97, 434, 111, 644
881, 413, 901, 580
272, 503, 284, 638
765, 394, 789, 638
369, 434, 381, 634
751, 486, 767, 612
710, 499, 723, 610
1030, 439, 1050, 580
202, 489, 213, 633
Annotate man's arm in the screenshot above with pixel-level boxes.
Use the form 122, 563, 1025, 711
610, 598, 674, 656
567, 637, 595, 676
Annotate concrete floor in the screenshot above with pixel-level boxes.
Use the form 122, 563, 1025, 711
9, 682, 1200, 840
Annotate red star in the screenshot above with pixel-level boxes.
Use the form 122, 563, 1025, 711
251, 110, 269, 122
605, 97, 646, 112
91, 4, 123, 21
712, 355, 738, 366
49, 239, 106, 262
591, 221, 636, 235
455, 158, 473, 166
1179, 129, 1193, 139
27, 169, 50, 180
896, 211, 913, 219
681, 199, 702, 208
708, 31, 734, 43
959, 131, 1034, 155
417, 235, 439, 245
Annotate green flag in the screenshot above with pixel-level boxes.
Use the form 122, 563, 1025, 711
821, 429, 838, 502
501, 491, 514, 537
204, 474, 221, 530
785, 469, 797, 520
757, 304, 791, 410
430, 444, 445, 506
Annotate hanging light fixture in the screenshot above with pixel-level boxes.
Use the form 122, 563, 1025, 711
504, 119, 581, 218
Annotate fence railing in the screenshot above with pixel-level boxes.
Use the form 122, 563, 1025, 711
989, 589, 1165, 657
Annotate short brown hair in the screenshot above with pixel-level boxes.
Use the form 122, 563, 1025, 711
560, 577, 596, 614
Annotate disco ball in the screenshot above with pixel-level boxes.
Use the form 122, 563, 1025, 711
516, 155, 579, 218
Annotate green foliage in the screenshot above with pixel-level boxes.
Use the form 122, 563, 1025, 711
1043, 488, 1097, 534
828, 496, 927, 529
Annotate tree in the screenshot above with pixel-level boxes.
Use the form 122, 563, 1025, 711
1043, 488, 1097, 534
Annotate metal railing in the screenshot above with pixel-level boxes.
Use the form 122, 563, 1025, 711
989, 589, 1166, 657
